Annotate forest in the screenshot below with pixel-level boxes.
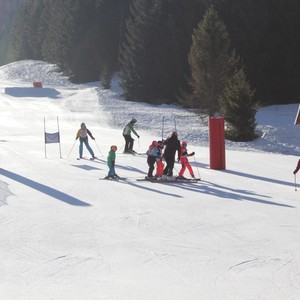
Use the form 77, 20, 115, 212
1, 0, 300, 108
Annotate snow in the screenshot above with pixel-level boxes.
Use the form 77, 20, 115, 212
0, 60, 300, 300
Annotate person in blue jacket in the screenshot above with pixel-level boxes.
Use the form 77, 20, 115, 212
146, 141, 158, 179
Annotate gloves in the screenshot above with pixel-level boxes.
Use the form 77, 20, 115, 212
92, 137, 95, 140
137, 135, 140, 138
112, 160, 115, 167
191, 152, 195, 156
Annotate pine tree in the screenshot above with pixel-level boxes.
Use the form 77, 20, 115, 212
220, 68, 257, 141
41, 0, 80, 77
120, 0, 164, 102
187, 6, 236, 116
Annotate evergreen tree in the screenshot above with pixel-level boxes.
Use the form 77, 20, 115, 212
41, 0, 80, 77
120, 0, 165, 102
187, 6, 237, 116
220, 68, 257, 141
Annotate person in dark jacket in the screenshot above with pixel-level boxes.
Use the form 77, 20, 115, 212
162, 131, 181, 177
76, 123, 95, 159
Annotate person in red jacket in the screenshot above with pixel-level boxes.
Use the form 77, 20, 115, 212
177, 141, 195, 179
155, 140, 164, 177
293, 159, 300, 174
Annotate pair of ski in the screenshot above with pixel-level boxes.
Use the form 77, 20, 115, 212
77, 157, 98, 161
137, 177, 201, 183
99, 177, 200, 183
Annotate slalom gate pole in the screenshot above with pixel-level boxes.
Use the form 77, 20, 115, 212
118, 144, 125, 153
294, 174, 297, 191
67, 140, 77, 158
94, 139, 103, 157
174, 116, 177, 131
194, 156, 201, 179
162, 117, 165, 140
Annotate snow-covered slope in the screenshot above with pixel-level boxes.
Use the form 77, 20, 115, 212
0, 60, 300, 300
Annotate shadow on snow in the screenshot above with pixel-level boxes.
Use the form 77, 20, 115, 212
0, 168, 91, 206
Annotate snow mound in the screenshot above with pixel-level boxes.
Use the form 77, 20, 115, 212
0, 60, 73, 87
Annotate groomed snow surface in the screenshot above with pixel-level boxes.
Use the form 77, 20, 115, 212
1, 60, 300, 300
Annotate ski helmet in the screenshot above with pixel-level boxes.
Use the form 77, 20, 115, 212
182, 141, 187, 146
81, 122, 86, 129
131, 118, 137, 123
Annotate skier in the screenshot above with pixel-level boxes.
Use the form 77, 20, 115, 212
146, 141, 158, 179
123, 118, 140, 153
155, 140, 164, 177
162, 131, 181, 178
105, 145, 119, 179
293, 159, 300, 174
177, 141, 195, 179
76, 123, 96, 159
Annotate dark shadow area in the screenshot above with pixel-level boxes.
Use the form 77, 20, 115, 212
116, 163, 145, 175
0, 168, 91, 206
5, 87, 61, 99
106, 179, 183, 198
156, 179, 294, 208
223, 169, 295, 188
71, 164, 101, 171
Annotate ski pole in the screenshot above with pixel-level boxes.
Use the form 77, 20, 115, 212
93, 139, 103, 157
162, 117, 165, 140
67, 139, 77, 158
194, 156, 201, 179
294, 174, 297, 191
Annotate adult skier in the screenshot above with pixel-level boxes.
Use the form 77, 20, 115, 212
76, 123, 95, 159
177, 141, 195, 179
123, 118, 140, 153
162, 131, 181, 177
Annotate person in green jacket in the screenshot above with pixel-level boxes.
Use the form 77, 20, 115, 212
122, 118, 139, 153
105, 145, 119, 179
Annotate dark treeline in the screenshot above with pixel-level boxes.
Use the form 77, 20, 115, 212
0, 0, 22, 64
5, 0, 300, 105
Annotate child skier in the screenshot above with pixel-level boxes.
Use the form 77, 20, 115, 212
177, 141, 195, 179
105, 145, 119, 179
76, 123, 96, 159
146, 141, 158, 179
155, 140, 164, 177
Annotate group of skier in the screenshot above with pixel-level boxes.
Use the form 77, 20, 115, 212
145, 131, 195, 180
75, 118, 196, 180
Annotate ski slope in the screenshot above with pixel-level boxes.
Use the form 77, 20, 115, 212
0, 60, 300, 300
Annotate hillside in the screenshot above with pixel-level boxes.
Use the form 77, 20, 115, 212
0, 60, 300, 300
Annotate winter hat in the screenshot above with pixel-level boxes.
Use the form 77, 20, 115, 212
81, 123, 86, 129
182, 141, 187, 146
131, 118, 137, 123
